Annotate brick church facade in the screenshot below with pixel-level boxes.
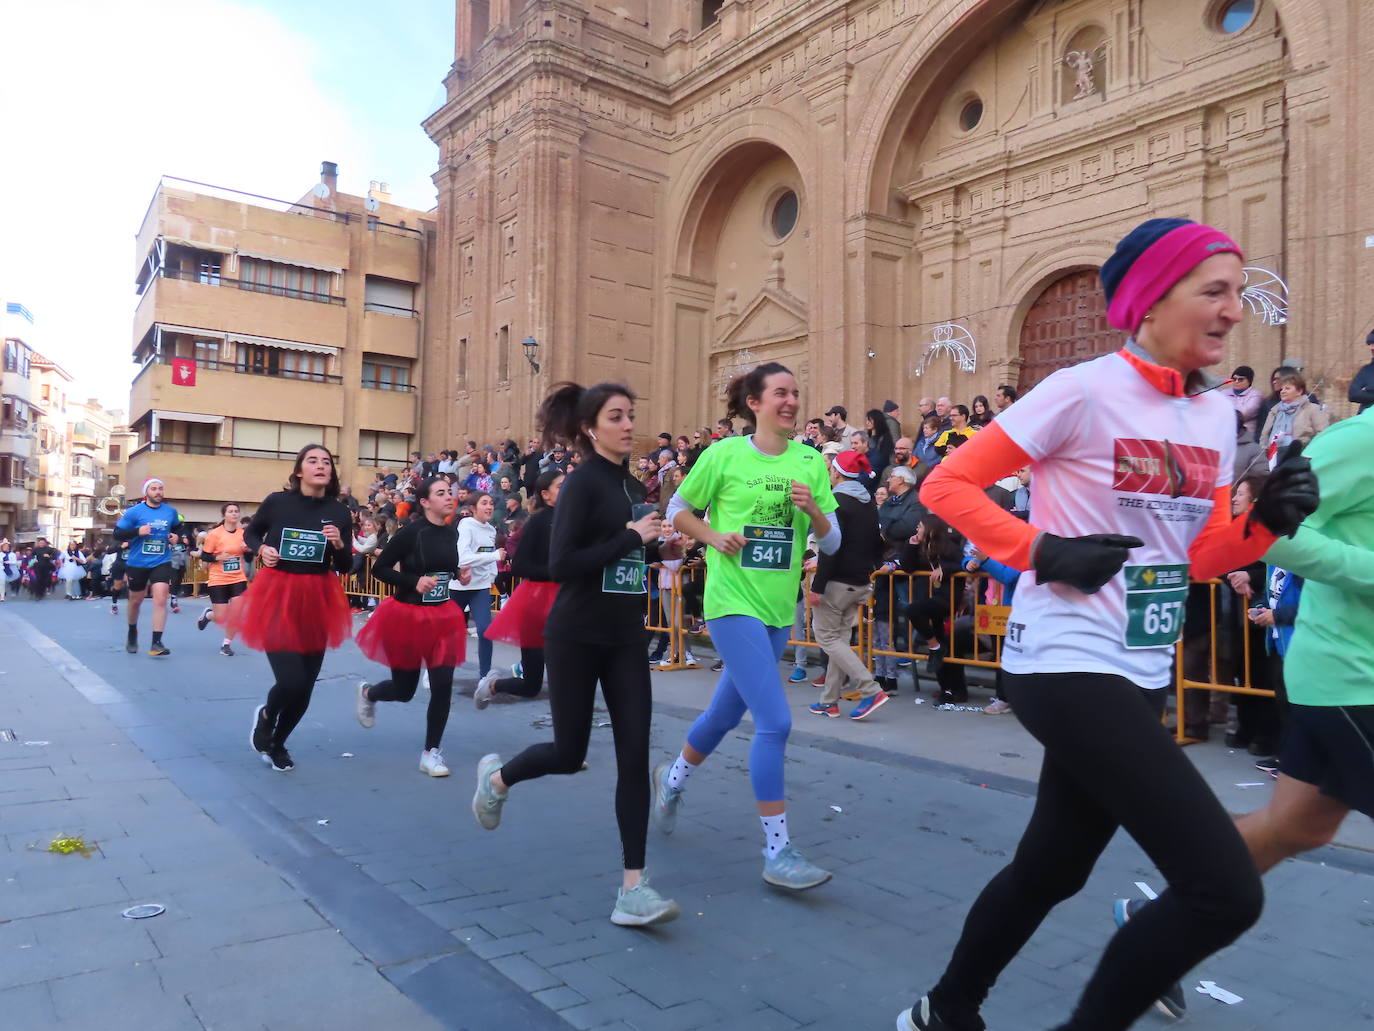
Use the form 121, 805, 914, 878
421, 0, 1374, 445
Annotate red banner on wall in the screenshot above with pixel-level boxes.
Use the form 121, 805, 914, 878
170, 358, 197, 386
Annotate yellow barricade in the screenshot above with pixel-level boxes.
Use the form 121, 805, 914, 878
1172, 578, 1274, 745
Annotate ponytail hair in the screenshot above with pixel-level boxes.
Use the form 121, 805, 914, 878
415, 476, 449, 502
531, 468, 563, 512
724, 362, 792, 426
538, 381, 637, 453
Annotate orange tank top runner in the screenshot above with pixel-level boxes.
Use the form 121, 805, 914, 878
202, 526, 249, 587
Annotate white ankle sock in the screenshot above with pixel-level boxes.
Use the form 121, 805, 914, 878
222, 638, 232, 647
666, 753, 696, 791
760, 813, 790, 858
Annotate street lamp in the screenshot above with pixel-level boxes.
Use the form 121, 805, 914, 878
522, 336, 541, 374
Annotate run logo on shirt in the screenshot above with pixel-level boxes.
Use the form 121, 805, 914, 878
1112, 439, 1219, 499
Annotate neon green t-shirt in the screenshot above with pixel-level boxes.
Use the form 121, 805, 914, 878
675, 436, 838, 628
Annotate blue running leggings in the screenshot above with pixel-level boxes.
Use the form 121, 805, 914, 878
686, 616, 792, 802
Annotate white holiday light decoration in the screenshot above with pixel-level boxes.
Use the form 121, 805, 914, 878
1241, 267, 1289, 327
913, 323, 977, 377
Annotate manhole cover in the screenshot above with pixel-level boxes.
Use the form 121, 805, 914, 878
122, 904, 166, 920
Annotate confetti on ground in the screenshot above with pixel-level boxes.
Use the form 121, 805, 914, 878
48, 836, 94, 857
1135, 881, 1158, 900
829, 805, 843, 813
1196, 981, 1244, 1005
340, 752, 354, 758
316, 819, 330, 826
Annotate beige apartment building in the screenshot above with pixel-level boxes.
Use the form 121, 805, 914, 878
421, 0, 1374, 445
68, 399, 117, 543
1, 301, 38, 541
30, 351, 75, 544
129, 167, 433, 522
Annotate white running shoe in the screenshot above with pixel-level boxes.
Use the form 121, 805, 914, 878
474, 669, 499, 710
419, 748, 450, 777
356, 682, 376, 728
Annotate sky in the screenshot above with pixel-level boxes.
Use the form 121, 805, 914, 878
0, 0, 454, 410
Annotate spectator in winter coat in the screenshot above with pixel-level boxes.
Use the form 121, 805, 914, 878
1347, 331, 1374, 414
1259, 370, 1330, 458
808, 451, 889, 719
878, 466, 925, 544
1228, 365, 1265, 439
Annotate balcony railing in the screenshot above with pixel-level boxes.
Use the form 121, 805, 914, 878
158, 264, 346, 306
140, 352, 343, 385
360, 379, 416, 392
131, 440, 307, 462
363, 302, 417, 317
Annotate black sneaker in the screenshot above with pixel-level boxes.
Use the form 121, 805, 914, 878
125, 634, 138, 654
197, 607, 212, 631
220, 643, 234, 657
896, 996, 959, 1030
1254, 756, 1280, 775
1112, 899, 1186, 1019
250, 705, 272, 754
711, 660, 724, 673
265, 744, 294, 772
149, 642, 170, 657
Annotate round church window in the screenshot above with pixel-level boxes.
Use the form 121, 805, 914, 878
769, 190, 799, 241
1216, 0, 1257, 34
959, 97, 984, 132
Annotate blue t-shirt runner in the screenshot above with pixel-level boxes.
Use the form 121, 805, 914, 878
112, 478, 185, 656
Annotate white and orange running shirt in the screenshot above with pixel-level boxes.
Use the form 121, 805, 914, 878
923, 347, 1277, 688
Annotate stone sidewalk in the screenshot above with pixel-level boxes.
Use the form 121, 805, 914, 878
3, 599, 1372, 1030
0, 609, 561, 1031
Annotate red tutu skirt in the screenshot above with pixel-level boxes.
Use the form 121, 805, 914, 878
355, 596, 467, 670
230, 567, 352, 654
485, 580, 557, 649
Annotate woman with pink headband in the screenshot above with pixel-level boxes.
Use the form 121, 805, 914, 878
894, 219, 1320, 1031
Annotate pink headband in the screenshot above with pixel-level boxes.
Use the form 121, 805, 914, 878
1106, 224, 1243, 333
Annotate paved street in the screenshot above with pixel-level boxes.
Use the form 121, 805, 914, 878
2, 597, 1372, 1031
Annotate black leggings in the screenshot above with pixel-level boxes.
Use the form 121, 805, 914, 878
492, 647, 544, 699
264, 651, 326, 747
367, 667, 455, 750
930, 672, 1263, 1031
906, 597, 947, 642
499, 637, 651, 870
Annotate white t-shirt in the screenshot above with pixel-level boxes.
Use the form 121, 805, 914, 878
995, 352, 1235, 688
455, 517, 499, 591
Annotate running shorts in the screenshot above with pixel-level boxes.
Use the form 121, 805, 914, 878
207, 581, 249, 605
1280, 703, 1374, 818
126, 564, 174, 593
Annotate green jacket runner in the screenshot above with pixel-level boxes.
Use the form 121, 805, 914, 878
1265, 409, 1374, 706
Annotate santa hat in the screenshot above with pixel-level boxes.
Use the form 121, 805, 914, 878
141, 477, 164, 496
833, 451, 872, 479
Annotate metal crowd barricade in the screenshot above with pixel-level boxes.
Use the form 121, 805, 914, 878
1172, 577, 1273, 744
865, 570, 1008, 670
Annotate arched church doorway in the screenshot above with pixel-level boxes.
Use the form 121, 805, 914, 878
1017, 270, 1123, 392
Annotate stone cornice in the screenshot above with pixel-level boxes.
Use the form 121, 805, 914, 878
900, 57, 1289, 204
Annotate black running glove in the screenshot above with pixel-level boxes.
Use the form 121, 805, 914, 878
1248, 442, 1319, 539
1032, 533, 1144, 594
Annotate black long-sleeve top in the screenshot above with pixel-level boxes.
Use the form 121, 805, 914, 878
369, 517, 462, 605
512, 506, 554, 582
244, 490, 353, 576
545, 452, 661, 645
